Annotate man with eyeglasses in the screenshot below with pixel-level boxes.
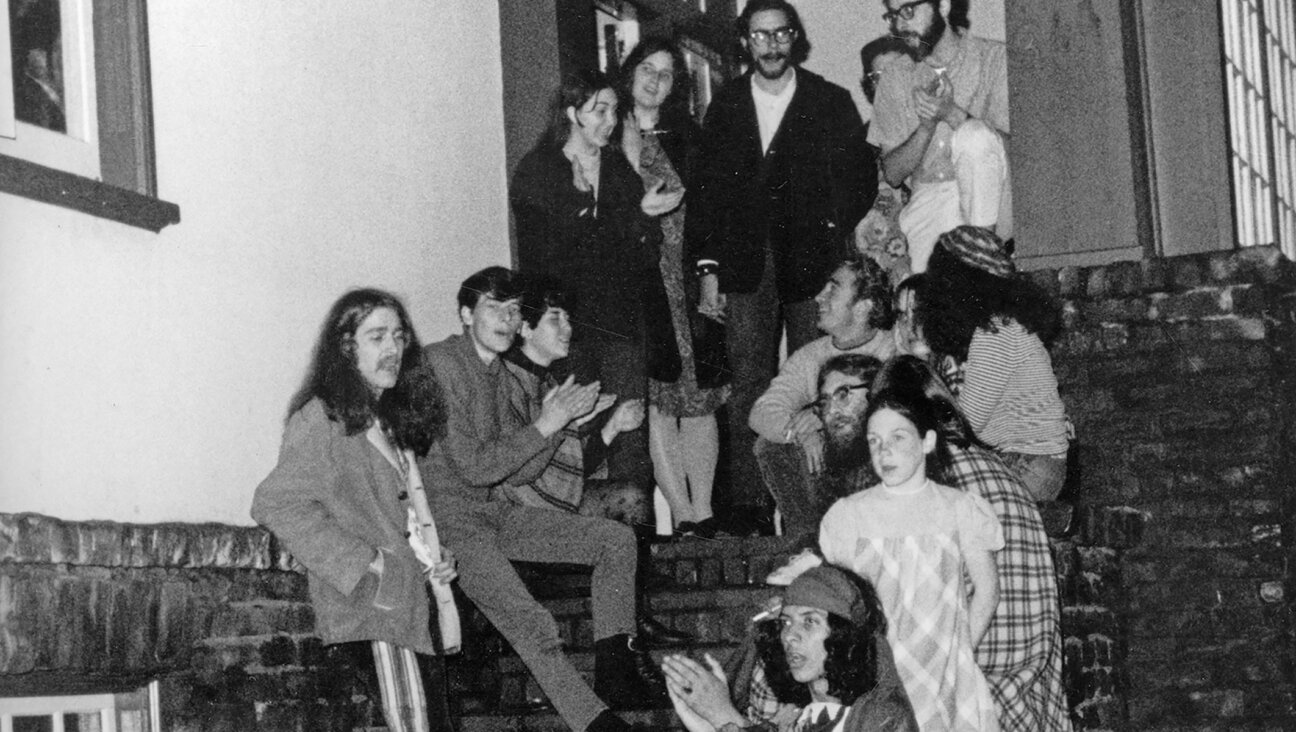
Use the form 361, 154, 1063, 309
748, 255, 896, 545
688, 0, 875, 536
419, 267, 669, 732
870, 0, 1011, 274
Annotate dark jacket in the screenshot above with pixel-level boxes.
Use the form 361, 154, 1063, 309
251, 399, 435, 654
687, 68, 876, 302
511, 143, 680, 381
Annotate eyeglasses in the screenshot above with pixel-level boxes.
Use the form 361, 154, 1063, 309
814, 382, 870, 414
883, 0, 935, 23
747, 27, 797, 46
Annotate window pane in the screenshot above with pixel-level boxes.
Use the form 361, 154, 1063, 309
9, 0, 67, 133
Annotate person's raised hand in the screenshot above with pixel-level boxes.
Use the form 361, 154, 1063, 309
536, 376, 598, 436
659, 654, 745, 729
575, 392, 617, 428
641, 177, 685, 216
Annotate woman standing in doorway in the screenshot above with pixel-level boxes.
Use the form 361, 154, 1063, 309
511, 68, 684, 494
619, 38, 730, 539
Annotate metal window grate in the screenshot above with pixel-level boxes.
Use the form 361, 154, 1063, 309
1221, 0, 1296, 255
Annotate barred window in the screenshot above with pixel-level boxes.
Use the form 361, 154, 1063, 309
1221, 0, 1296, 255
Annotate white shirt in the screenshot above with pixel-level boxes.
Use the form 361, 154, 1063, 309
752, 69, 797, 154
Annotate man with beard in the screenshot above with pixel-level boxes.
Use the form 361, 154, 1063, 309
870, 0, 1011, 273
807, 354, 1072, 731
688, 0, 875, 535
749, 255, 894, 546
252, 289, 458, 731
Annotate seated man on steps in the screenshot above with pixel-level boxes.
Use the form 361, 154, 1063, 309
419, 266, 666, 732
503, 277, 692, 646
748, 254, 896, 544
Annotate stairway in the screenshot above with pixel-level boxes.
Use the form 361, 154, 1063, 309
188, 534, 800, 731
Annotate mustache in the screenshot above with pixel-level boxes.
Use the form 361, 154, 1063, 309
378, 355, 401, 371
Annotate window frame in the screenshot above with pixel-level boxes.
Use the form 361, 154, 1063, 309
0, 0, 179, 233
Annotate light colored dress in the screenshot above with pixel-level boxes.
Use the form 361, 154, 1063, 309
639, 131, 729, 417
820, 481, 1004, 732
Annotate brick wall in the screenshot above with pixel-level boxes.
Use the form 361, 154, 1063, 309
2, 246, 1294, 731
0, 513, 387, 731
1039, 246, 1296, 730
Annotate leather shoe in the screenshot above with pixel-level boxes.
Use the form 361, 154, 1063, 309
637, 616, 694, 647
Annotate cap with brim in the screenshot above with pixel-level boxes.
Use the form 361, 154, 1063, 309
938, 225, 1015, 277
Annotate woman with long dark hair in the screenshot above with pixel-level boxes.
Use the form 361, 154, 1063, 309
619, 37, 729, 538
917, 225, 1070, 501
511, 68, 684, 493
660, 565, 917, 731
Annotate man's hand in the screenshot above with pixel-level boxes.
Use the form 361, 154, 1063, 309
698, 273, 727, 322
601, 398, 645, 444
783, 409, 822, 443
535, 376, 600, 436
642, 178, 686, 216
429, 546, 457, 584
914, 73, 966, 129
799, 431, 825, 475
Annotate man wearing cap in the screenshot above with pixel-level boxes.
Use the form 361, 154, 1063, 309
870, 0, 1011, 273
661, 565, 918, 731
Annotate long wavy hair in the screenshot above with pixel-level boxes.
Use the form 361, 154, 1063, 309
917, 240, 1061, 362
863, 386, 954, 485
756, 569, 888, 705
540, 67, 618, 150
619, 37, 691, 126
288, 288, 444, 456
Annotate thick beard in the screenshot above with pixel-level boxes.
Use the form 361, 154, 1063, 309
911, 11, 947, 61
822, 419, 875, 499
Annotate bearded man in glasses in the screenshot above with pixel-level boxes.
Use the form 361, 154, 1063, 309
870, 0, 1012, 274
748, 255, 895, 546
688, 0, 875, 536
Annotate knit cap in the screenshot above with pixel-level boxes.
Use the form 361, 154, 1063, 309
937, 225, 1015, 277
784, 565, 872, 626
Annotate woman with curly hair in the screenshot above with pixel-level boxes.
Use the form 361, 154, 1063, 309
917, 225, 1070, 501
660, 565, 917, 731
618, 37, 730, 538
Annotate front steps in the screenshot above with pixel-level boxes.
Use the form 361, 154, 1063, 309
190, 534, 801, 731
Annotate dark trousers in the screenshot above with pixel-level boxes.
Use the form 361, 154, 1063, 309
721, 252, 819, 512
580, 338, 653, 492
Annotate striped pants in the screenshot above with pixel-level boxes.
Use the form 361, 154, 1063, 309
370, 641, 454, 732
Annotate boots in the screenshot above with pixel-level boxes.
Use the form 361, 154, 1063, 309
594, 633, 669, 710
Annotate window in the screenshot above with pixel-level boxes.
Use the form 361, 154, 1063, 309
0, 682, 160, 732
1221, 0, 1295, 255
0, 0, 178, 232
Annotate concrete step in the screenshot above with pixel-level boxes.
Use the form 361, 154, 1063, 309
529, 584, 778, 653
494, 642, 737, 711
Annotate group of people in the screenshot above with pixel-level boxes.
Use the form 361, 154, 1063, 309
251, 0, 1076, 730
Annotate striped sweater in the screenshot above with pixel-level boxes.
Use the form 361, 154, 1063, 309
960, 319, 1068, 456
